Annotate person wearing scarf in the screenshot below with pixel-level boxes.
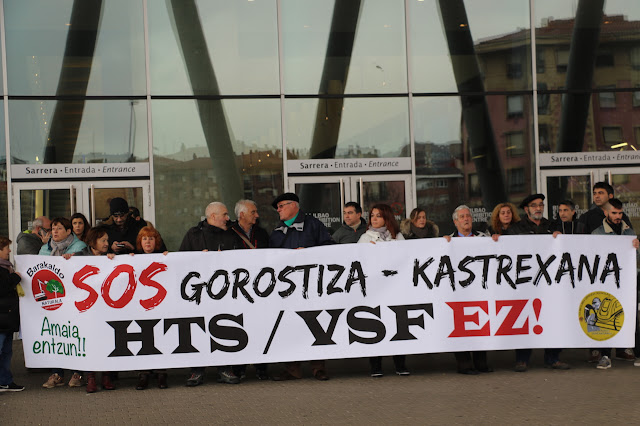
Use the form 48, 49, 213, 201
400, 207, 439, 239
39, 218, 87, 390
358, 203, 409, 377
0, 236, 24, 392
38, 217, 87, 256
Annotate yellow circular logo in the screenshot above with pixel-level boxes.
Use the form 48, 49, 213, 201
579, 291, 624, 341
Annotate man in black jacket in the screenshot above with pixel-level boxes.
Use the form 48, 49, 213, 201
179, 201, 240, 387
106, 197, 146, 254
510, 194, 569, 372
579, 181, 633, 234
229, 200, 270, 380
550, 200, 585, 235
331, 202, 367, 244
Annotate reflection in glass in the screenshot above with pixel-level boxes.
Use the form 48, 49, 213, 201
90, 187, 143, 226
282, 0, 407, 94
613, 174, 640, 231
356, 181, 406, 222
4, 0, 145, 96
294, 183, 343, 233
546, 176, 591, 221
19, 189, 71, 233
534, 1, 640, 153
413, 95, 534, 235
9, 100, 148, 165
538, 92, 640, 153
152, 99, 283, 250
409, 0, 531, 93
148, 0, 279, 95
0, 105, 6, 236
285, 97, 410, 159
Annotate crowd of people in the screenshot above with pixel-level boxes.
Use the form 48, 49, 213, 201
1, 181, 639, 393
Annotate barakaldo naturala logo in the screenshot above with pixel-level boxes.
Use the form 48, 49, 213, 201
27, 262, 66, 311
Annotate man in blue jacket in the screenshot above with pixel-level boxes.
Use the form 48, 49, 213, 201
269, 193, 333, 381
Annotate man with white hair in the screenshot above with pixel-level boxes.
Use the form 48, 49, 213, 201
17, 216, 51, 254
229, 199, 270, 380
179, 201, 240, 386
443, 205, 492, 375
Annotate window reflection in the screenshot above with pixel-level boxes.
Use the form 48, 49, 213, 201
9, 100, 148, 164
0, 105, 6, 236
4, 0, 145, 96
148, 0, 279, 95
285, 97, 410, 159
282, 0, 407, 94
152, 99, 283, 250
409, 0, 531, 93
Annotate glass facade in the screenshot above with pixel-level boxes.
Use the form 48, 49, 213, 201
2, 0, 640, 249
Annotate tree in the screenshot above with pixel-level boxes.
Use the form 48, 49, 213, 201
46, 280, 65, 298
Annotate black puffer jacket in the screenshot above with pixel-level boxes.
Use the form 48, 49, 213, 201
0, 267, 22, 333
179, 220, 240, 252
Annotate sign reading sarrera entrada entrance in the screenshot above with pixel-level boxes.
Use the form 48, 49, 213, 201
539, 152, 640, 168
287, 158, 412, 174
11, 163, 150, 180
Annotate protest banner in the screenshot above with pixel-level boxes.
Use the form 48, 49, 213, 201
16, 234, 637, 370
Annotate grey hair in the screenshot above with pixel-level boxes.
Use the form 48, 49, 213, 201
452, 205, 471, 221
234, 199, 257, 218
31, 218, 43, 230
205, 201, 226, 218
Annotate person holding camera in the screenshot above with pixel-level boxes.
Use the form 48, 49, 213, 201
105, 198, 147, 255
16, 216, 51, 255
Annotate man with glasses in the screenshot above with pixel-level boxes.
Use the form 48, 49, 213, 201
106, 197, 146, 255
509, 193, 569, 372
17, 216, 51, 255
269, 192, 334, 381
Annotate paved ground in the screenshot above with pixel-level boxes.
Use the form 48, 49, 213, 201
2, 342, 640, 425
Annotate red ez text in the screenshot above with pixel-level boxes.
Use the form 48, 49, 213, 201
446, 299, 542, 337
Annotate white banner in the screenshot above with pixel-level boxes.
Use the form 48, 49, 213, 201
16, 235, 637, 370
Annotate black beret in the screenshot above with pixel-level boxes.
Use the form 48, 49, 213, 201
272, 192, 299, 209
110, 197, 129, 215
519, 193, 545, 209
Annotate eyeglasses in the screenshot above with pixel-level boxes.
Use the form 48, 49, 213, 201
276, 201, 295, 210
112, 212, 128, 218
528, 203, 544, 208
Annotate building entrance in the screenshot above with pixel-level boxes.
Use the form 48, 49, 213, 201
11, 181, 153, 241
541, 168, 640, 230
288, 175, 413, 233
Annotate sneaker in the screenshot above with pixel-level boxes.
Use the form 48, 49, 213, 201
597, 355, 612, 369
68, 373, 83, 387
218, 368, 240, 385
186, 373, 203, 387
0, 382, 25, 392
370, 369, 383, 378
42, 373, 64, 388
615, 348, 635, 361
395, 367, 410, 376
587, 349, 601, 363
634, 358, 640, 367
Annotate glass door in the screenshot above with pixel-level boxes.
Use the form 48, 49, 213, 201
11, 180, 152, 245
288, 175, 413, 233
540, 169, 594, 220
350, 175, 413, 222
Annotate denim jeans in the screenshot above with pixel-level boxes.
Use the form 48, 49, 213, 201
0, 332, 13, 385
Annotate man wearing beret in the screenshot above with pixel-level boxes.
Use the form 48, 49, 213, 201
269, 192, 334, 381
507, 194, 551, 235
508, 193, 569, 372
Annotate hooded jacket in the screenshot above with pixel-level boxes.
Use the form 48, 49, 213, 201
400, 218, 439, 239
